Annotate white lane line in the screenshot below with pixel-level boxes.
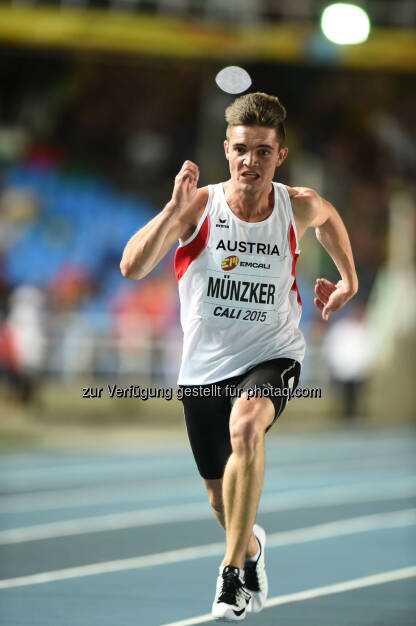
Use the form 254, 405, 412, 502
1, 481, 416, 544
160, 565, 416, 626
0, 509, 415, 589
0, 503, 209, 544
0, 475, 201, 513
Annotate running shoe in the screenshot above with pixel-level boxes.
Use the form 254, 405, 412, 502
244, 524, 268, 613
211, 565, 251, 622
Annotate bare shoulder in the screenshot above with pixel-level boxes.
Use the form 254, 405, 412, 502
285, 185, 326, 238
285, 185, 321, 211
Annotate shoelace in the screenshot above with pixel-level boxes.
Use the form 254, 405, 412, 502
218, 571, 251, 605
244, 561, 261, 592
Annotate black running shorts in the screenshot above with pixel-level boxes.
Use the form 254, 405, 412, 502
179, 358, 301, 479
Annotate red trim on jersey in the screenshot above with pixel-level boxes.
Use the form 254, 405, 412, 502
288, 222, 302, 305
174, 214, 210, 281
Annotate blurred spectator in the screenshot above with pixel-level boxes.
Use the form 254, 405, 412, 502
322, 301, 374, 419
4, 285, 46, 403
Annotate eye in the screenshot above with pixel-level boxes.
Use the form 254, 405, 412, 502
235, 146, 244, 153
259, 149, 270, 156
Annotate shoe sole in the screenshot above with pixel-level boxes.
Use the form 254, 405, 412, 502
212, 602, 248, 622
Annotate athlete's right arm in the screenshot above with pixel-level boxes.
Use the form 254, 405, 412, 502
120, 161, 207, 280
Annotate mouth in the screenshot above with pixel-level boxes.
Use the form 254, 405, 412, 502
241, 172, 260, 181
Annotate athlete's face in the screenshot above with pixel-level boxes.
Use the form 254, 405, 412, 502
224, 125, 288, 194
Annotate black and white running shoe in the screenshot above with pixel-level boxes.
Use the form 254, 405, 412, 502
244, 524, 268, 613
211, 565, 251, 622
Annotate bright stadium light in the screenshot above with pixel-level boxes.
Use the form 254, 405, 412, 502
321, 3, 371, 45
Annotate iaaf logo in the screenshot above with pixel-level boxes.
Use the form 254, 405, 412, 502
221, 255, 239, 271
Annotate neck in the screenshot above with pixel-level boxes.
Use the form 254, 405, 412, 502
223, 180, 274, 221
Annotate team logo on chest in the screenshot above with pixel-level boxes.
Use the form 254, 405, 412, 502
221, 255, 239, 271
220, 255, 271, 271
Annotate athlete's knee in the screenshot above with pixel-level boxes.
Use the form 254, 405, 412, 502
230, 398, 271, 458
229, 415, 261, 459
210, 498, 224, 514
206, 485, 224, 512
203, 479, 223, 512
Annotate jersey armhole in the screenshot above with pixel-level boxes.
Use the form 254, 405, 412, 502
177, 186, 213, 248
280, 183, 301, 254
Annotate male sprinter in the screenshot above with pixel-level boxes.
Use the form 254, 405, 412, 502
120, 92, 358, 621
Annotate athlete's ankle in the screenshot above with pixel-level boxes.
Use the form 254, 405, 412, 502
245, 534, 260, 560
221, 562, 244, 574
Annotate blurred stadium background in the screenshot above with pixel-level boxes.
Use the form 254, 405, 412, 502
0, 0, 415, 444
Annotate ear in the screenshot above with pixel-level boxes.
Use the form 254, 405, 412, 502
224, 139, 229, 160
277, 145, 288, 166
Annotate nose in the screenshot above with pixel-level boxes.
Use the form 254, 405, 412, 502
243, 151, 258, 167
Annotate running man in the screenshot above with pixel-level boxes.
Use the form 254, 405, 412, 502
120, 92, 358, 622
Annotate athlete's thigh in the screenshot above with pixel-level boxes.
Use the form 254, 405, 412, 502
180, 387, 232, 480
236, 358, 301, 430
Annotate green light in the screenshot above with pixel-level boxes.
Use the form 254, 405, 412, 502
321, 3, 371, 45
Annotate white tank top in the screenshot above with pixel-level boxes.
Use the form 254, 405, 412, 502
174, 182, 305, 384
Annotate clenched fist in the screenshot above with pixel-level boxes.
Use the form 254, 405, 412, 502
171, 160, 199, 212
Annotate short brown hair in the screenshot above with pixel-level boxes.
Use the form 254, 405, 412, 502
225, 92, 287, 146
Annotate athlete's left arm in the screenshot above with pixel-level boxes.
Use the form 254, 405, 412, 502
288, 186, 358, 321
